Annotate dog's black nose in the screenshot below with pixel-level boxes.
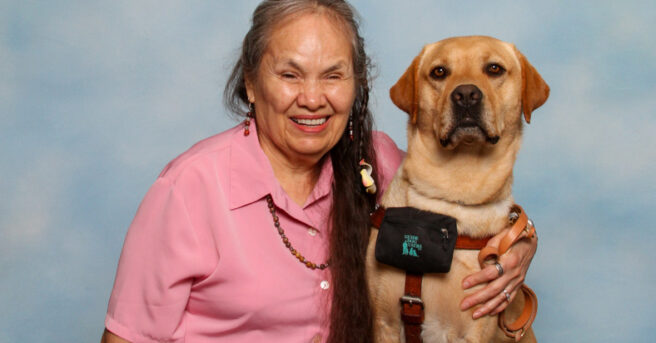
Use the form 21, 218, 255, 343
451, 84, 482, 108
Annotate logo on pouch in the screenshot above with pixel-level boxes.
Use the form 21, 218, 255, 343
402, 234, 422, 257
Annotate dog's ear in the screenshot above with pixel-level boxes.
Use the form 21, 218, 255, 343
515, 47, 550, 123
390, 52, 422, 123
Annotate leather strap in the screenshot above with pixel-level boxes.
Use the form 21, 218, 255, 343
370, 206, 386, 230
400, 272, 424, 343
477, 205, 536, 266
477, 204, 537, 341
499, 284, 538, 341
455, 235, 491, 250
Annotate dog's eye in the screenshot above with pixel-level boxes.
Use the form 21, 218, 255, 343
485, 63, 505, 76
430, 66, 449, 80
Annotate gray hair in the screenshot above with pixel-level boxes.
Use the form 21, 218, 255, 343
223, 0, 371, 119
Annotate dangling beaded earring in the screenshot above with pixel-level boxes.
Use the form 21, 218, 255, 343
243, 102, 254, 136
348, 113, 354, 141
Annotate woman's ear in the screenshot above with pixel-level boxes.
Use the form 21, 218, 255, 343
244, 76, 255, 103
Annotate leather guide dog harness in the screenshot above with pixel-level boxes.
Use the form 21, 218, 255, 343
370, 204, 537, 343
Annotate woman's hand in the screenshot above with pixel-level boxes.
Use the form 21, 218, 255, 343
459, 227, 537, 319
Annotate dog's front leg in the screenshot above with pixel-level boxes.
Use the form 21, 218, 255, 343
367, 229, 408, 342
372, 315, 403, 343
369, 269, 407, 343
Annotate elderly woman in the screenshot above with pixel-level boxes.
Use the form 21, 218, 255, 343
102, 1, 537, 342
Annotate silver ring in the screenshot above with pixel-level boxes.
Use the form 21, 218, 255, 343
503, 289, 511, 302
494, 262, 504, 277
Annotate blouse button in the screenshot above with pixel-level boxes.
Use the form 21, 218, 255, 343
308, 227, 317, 236
320, 280, 330, 290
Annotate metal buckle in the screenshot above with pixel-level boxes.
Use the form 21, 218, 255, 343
399, 295, 424, 309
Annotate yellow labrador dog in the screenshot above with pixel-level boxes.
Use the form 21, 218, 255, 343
366, 36, 549, 342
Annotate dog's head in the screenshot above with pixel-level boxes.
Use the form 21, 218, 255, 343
390, 36, 549, 150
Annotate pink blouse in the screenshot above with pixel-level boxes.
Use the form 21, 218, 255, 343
105, 122, 403, 343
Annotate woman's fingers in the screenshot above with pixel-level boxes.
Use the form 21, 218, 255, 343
490, 280, 523, 316
462, 262, 502, 289
460, 244, 529, 318
463, 271, 524, 319
459, 212, 538, 319
490, 290, 512, 316
462, 249, 520, 289
459, 261, 516, 312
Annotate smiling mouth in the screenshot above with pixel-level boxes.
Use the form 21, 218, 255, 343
291, 117, 328, 127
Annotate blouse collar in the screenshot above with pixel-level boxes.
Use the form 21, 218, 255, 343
228, 121, 334, 213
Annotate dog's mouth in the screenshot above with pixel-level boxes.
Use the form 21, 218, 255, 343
440, 119, 500, 148
440, 84, 500, 148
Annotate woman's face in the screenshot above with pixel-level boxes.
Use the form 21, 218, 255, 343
246, 12, 356, 167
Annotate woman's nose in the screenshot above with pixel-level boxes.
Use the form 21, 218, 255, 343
297, 80, 326, 110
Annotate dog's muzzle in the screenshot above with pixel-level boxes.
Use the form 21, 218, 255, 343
441, 84, 499, 147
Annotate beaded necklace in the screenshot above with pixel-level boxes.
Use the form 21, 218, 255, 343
266, 195, 329, 270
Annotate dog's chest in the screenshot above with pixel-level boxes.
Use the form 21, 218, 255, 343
375, 174, 513, 341
401, 186, 512, 238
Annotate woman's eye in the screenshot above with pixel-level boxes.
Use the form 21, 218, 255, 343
485, 63, 505, 76
430, 66, 448, 79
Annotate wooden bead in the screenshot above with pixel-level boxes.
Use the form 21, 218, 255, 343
265, 194, 328, 271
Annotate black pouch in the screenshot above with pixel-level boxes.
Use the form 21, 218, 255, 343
374, 207, 458, 274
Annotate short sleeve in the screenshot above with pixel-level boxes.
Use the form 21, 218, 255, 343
372, 131, 405, 196
105, 177, 212, 343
